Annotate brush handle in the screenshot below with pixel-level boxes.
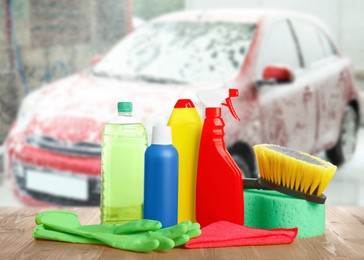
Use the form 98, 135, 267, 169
243, 178, 269, 190
243, 178, 327, 204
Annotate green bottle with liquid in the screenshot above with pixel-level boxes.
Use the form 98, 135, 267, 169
101, 102, 148, 224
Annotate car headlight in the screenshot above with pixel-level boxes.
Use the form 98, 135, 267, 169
14, 90, 42, 133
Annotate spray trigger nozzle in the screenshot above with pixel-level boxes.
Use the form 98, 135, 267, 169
196, 88, 241, 121
222, 89, 240, 121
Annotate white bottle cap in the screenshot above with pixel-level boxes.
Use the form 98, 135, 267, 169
152, 126, 172, 145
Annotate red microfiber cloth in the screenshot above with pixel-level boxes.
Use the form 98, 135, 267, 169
185, 221, 298, 248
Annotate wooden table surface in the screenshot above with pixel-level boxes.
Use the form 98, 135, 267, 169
1, 207, 364, 259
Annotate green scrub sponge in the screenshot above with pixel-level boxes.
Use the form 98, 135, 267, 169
244, 190, 325, 238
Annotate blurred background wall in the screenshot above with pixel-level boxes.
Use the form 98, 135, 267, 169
0, 0, 132, 142
0, 0, 185, 144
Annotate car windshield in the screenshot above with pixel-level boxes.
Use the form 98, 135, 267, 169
93, 21, 256, 84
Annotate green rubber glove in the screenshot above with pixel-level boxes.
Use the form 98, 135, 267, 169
155, 221, 201, 247
35, 211, 162, 234
33, 211, 201, 252
33, 221, 201, 248
34, 224, 102, 245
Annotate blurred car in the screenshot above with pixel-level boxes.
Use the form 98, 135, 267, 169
4, 9, 360, 206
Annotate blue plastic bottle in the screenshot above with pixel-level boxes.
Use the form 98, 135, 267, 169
143, 126, 178, 228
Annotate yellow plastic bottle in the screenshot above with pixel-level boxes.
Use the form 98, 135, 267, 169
167, 99, 202, 223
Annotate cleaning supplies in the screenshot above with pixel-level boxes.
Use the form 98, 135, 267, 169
245, 144, 337, 204
196, 88, 244, 227
33, 211, 202, 252
167, 99, 202, 223
101, 102, 148, 224
244, 189, 325, 238
185, 221, 297, 248
143, 126, 179, 228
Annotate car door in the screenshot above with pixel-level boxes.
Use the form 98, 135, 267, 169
290, 18, 348, 151
255, 18, 317, 152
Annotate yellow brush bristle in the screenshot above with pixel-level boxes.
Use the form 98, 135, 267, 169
253, 144, 337, 196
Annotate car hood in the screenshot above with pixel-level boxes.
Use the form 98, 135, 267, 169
21, 73, 212, 143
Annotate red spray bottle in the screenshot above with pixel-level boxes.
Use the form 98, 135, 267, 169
196, 88, 244, 227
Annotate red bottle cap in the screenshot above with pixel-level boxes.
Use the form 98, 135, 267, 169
205, 107, 221, 118
174, 99, 195, 108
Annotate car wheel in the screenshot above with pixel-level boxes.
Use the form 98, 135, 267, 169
326, 105, 358, 166
230, 153, 255, 178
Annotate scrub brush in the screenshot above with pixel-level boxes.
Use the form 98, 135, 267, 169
244, 144, 337, 204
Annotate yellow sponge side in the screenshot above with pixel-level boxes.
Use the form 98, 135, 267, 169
253, 144, 336, 196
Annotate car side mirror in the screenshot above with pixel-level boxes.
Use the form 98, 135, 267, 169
257, 65, 295, 87
90, 55, 103, 66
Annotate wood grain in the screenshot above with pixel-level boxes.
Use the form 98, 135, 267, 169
0, 207, 363, 259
